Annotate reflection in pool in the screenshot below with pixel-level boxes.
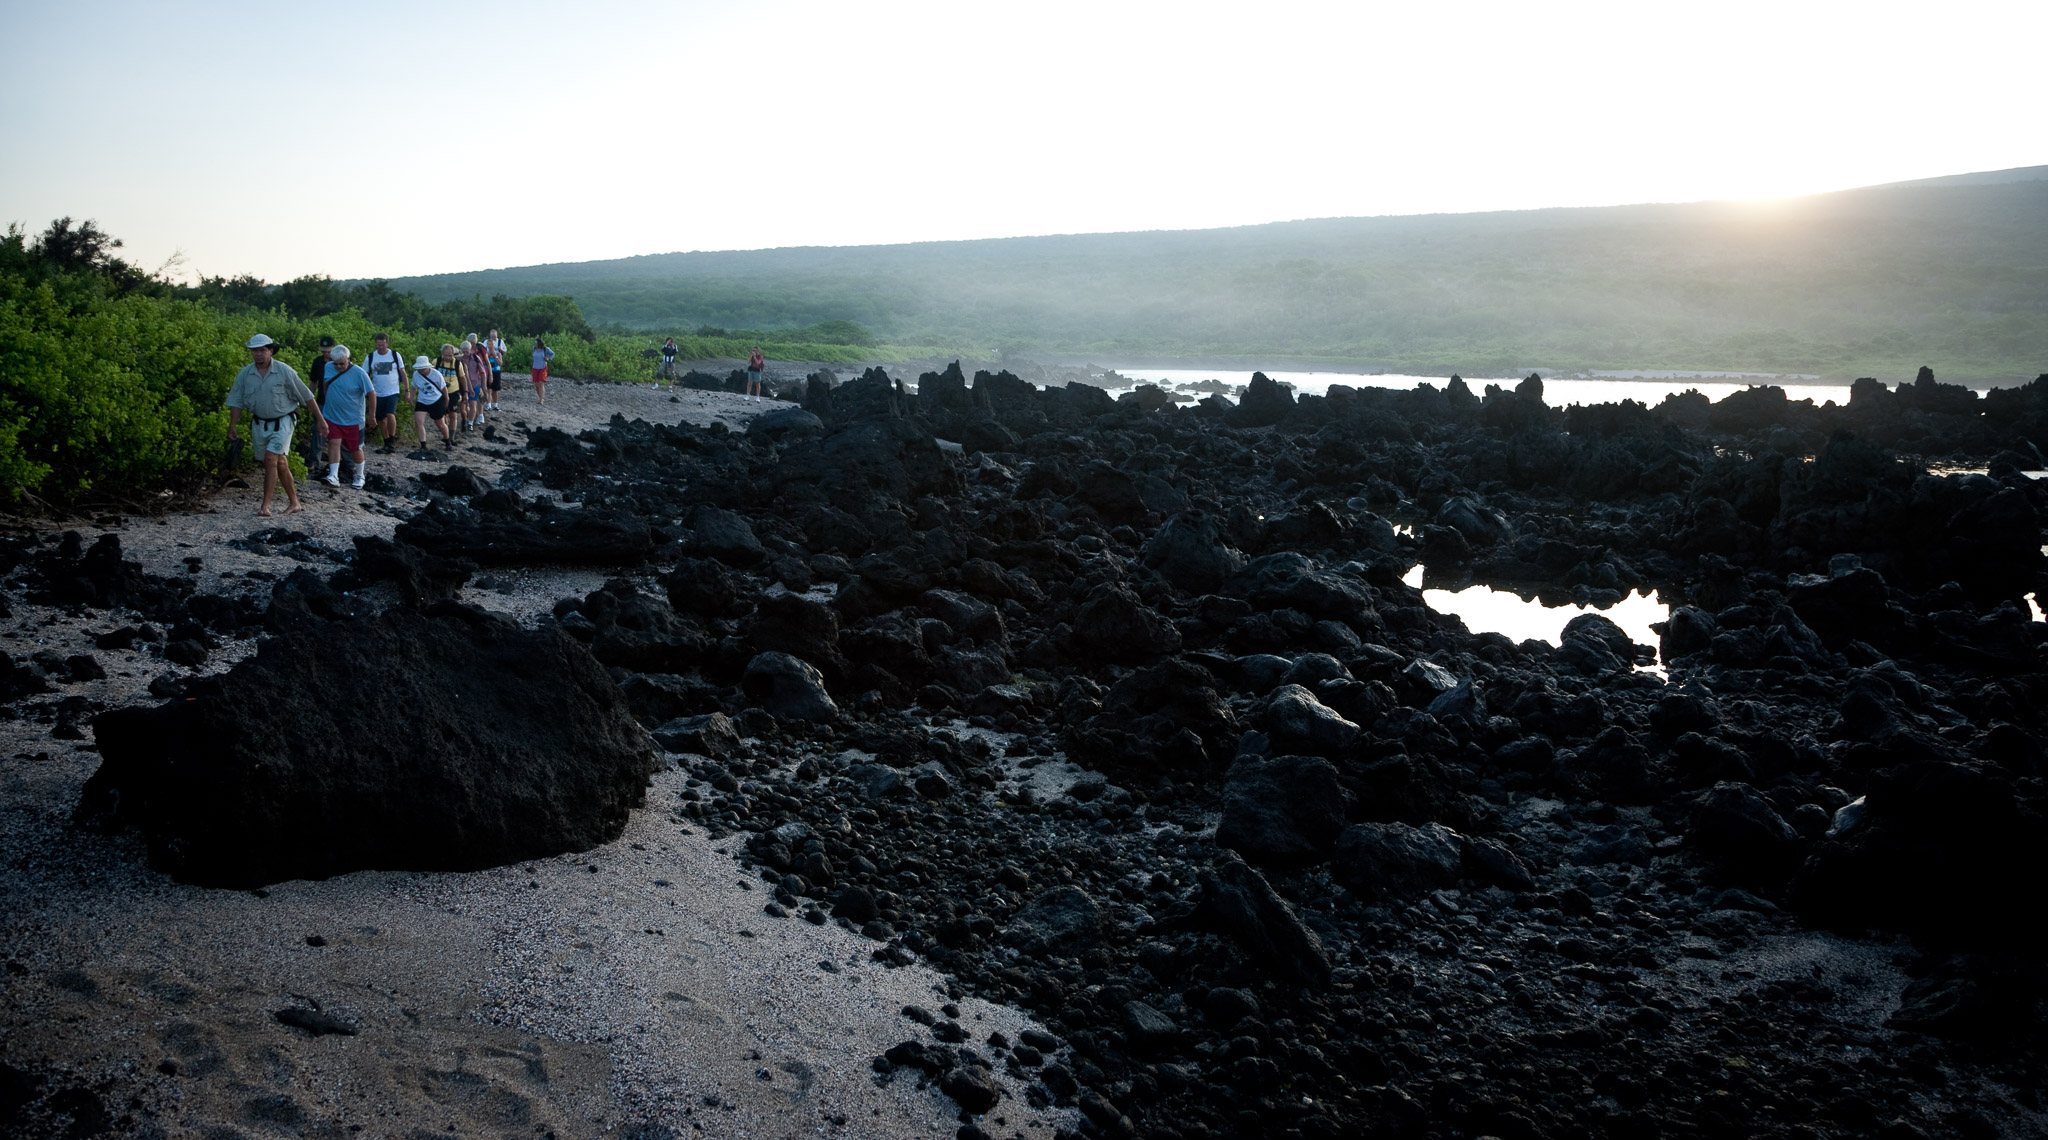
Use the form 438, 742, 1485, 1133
1404, 564, 1670, 666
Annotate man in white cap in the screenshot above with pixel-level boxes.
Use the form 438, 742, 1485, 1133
317, 344, 376, 488
408, 354, 454, 450
224, 334, 324, 517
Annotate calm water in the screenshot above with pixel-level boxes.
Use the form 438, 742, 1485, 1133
1404, 565, 1670, 664
1116, 368, 1862, 408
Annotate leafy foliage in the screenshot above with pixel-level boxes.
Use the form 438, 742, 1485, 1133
0, 219, 910, 504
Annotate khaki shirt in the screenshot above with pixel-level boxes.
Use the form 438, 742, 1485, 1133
225, 361, 314, 419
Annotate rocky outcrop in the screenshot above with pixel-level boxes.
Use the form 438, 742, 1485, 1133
76, 599, 655, 888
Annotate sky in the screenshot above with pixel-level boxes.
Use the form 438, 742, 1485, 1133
2, 0, 2043, 283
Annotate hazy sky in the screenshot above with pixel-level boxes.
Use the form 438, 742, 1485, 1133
3, 0, 2042, 282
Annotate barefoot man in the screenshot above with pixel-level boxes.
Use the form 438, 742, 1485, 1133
225, 333, 325, 517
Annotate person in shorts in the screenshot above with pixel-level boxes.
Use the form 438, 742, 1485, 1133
484, 327, 508, 411
459, 333, 488, 429
225, 334, 324, 517
409, 355, 454, 450
436, 343, 463, 438
364, 331, 406, 453
318, 345, 376, 488
303, 335, 337, 468
659, 337, 678, 387
530, 337, 555, 405
746, 347, 765, 403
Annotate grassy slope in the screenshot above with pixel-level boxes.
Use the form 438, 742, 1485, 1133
390, 173, 2048, 381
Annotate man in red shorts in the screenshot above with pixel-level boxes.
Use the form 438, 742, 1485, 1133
318, 345, 377, 488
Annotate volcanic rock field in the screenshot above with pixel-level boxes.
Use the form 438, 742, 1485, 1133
5, 364, 2047, 1139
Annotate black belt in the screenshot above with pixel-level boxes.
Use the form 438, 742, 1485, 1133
255, 412, 296, 429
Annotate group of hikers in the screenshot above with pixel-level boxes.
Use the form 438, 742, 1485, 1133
226, 330, 770, 516
224, 329, 555, 516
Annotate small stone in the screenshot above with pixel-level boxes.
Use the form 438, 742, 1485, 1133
939, 1065, 1001, 1113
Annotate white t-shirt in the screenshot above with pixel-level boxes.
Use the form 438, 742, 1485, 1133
411, 367, 447, 404
367, 349, 405, 397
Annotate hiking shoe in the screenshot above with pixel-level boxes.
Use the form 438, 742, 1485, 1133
322, 474, 340, 487
351, 476, 365, 489
443, 439, 455, 449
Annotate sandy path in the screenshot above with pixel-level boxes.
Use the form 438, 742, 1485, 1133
0, 377, 1068, 1139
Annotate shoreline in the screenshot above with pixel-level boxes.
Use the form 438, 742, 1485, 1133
0, 378, 1072, 1139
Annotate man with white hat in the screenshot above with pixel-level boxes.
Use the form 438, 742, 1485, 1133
317, 344, 376, 489
224, 334, 324, 517
408, 354, 454, 450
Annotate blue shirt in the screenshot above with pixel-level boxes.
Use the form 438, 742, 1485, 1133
321, 364, 374, 426
531, 346, 555, 370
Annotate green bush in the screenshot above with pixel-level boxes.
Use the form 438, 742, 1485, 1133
0, 217, 914, 504
0, 276, 239, 500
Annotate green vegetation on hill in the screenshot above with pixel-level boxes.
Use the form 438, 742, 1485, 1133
391, 172, 2048, 381
0, 221, 893, 505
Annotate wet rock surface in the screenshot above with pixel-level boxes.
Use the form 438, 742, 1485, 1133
13, 364, 2048, 1137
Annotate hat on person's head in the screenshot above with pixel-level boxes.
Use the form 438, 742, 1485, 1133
318, 335, 337, 347
245, 333, 276, 349
331, 344, 351, 363
413, 355, 433, 369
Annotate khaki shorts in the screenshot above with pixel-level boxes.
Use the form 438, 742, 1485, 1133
252, 416, 296, 455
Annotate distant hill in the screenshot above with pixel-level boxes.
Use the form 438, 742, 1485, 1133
389, 169, 2048, 380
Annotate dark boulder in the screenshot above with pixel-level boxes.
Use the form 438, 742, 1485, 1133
420, 465, 491, 498
350, 535, 474, 605
1004, 886, 1104, 953
1331, 822, 1464, 900
1254, 685, 1360, 758
1224, 372, 1295, 428
577, 580, 712, 673
938, 1066, 1001, 1114
1793, 760, 2047, 948
662, 557, 742, 620
919, 589, 1006, 645
1558, 612, 1638, 676
1214, 755, 1351, 866
1071, 584, 1182, 663
746, 406, 825, 440
1434, 497, 1511, 547
76, 606, 655, 888
1197, 854, 1331, 988
745, 591, 841, 664
652, 712, 742, 757
1657, 606, 1716, 660
687, 506, 767, 568
1141, 512, 1247, 594
740, 652, 838, 722
1461, 835, 1535, 891
1065, 657, 1241, 773
1689, 781, 1799, 870
395, 502, 654, 567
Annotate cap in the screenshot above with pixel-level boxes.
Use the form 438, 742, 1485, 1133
413, 355, 433, 368
245, 333, 275, 349
318, 335, 337, 347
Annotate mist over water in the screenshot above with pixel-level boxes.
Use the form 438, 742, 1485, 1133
1112, 369, 1867, 407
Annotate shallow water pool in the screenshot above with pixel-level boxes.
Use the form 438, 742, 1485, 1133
1405, 564, 1670, 666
